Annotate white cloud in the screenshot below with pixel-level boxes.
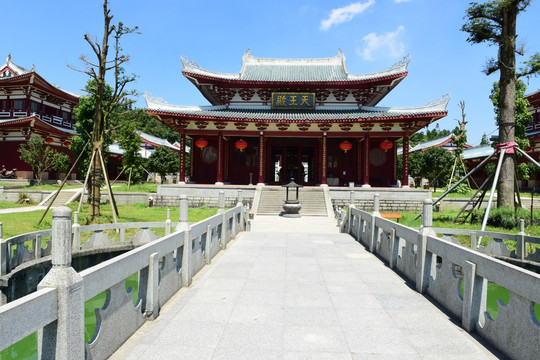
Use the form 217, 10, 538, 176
394, 0, 411, 3
357, 26, 406, 61
320, 0, 375, 31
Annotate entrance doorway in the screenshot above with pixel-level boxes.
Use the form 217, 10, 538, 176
271, 146, 315, 185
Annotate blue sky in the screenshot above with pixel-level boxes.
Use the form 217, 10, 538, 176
3, 0, 540, 145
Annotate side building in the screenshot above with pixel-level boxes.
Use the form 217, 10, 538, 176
146, 50, 448, 187
0, 55, 79, 180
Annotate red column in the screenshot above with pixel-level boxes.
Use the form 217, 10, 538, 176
357, 138, 362, 184
258, 133, 265, 184
402, 135, 410, 187
179, 132, 186, 183
362, 136, 370, 187
216, 132, 224, 184
321, 133, 327, 186
393, 139, 397, 185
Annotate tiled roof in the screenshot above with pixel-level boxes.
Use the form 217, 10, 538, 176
145, 94, 449, 121
408, 134, 453, 153
181, 49, 410, 83
462, 145, 495, 160
137, 130, 179, 152
0, 54, 32, 77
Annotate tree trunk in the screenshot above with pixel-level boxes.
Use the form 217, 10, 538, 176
497, 3, 518, 208
90, 1, 111, 218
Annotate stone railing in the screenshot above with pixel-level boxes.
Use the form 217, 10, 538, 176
432, 223, 540, 264
0, 193, 249, 359
0, 190, 247, 280
342, 193, 540, 360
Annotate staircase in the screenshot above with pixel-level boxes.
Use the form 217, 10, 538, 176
256, 186, 328, 216
40, 189, 82, 207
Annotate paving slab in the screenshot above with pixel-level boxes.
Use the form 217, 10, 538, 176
112, 215, 503, 359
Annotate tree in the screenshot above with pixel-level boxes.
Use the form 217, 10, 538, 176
18, 135, 57, 185
489, 79, 531, 150
462, 0, 540, 208
491, 79, 533, 181
408, 147, 454, 190
146, 147, 180, 184
53, 152, 71, 174
70, 0, 138, 217
115, 111, 145, 185
480, 133, 490, 145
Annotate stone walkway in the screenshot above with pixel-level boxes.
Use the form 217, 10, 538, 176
112, 216, 502, 359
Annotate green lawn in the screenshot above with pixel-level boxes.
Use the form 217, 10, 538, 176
0, 202, 217, 239
109, 183, 158, 193
0, 201, 34, 209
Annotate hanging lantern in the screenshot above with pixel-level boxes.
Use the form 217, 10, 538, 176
235, 139, 248, 152
44, 137, 54, 144
63, 140, 72, 147
380, 139, 393, 152
339, 140, 352, 153
195, 138, 208, 150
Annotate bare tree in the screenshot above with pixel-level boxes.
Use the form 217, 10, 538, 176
70, 0, 138, 217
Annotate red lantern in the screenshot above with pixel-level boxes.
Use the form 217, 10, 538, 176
63, 140, 72, 147
195, 138, 208, 150
44, 137, 54, 144
339, 140, 352, 153
235, 139, 248, 152
380, 139, 393, 152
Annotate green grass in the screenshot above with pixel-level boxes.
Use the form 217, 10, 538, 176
109, 183, 158, 193
9, 184, 83, 191
0, 201, 34, 209
0, 203, 217, 239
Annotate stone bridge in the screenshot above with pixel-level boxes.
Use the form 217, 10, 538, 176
0, 193, 539, 359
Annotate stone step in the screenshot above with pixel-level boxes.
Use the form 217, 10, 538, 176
257, 187, 327, 216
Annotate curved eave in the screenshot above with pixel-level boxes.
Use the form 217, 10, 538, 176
146, 108, 447, 124
182, 70, 408, 87
0, 116, 76, 136
0, 72, 79, 104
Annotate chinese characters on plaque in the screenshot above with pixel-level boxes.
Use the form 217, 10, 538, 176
271, 92, 315, 110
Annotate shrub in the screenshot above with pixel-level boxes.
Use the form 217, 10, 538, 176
17, 192, 31, 204
485, 207, 530, 229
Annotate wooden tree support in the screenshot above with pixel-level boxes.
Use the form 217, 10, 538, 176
37, 140, 90, 226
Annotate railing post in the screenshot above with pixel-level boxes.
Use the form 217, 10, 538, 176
146, 252, 160, 320
38, 207, 84, 360
0, 223, 5, 305
416, 199, 435, 294
237, 190, 244, 230
72, 211, 81, 251
35, 235, 42, 260
516, 219, 526, 260
165, 209, 172, 236
176, 195, 192, 286
205, 224, 212, 264
462, 260, 487, 332
176, 195, 189, 232
347, 191, 355, 234
218, 190, 225, 214
389, 229, 398, 269
237, 190, 243, 206
221, 211, 227, 250
368, 193, 381, 252
0, 223, 4, 277
182, 227, 192, 287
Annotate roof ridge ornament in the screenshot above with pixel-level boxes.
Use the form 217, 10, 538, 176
180, 55, 200, 70
425, 93, 450, 108
388, 54, 411, 71
6, 53, 11, 64
143, 92, 168, 105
